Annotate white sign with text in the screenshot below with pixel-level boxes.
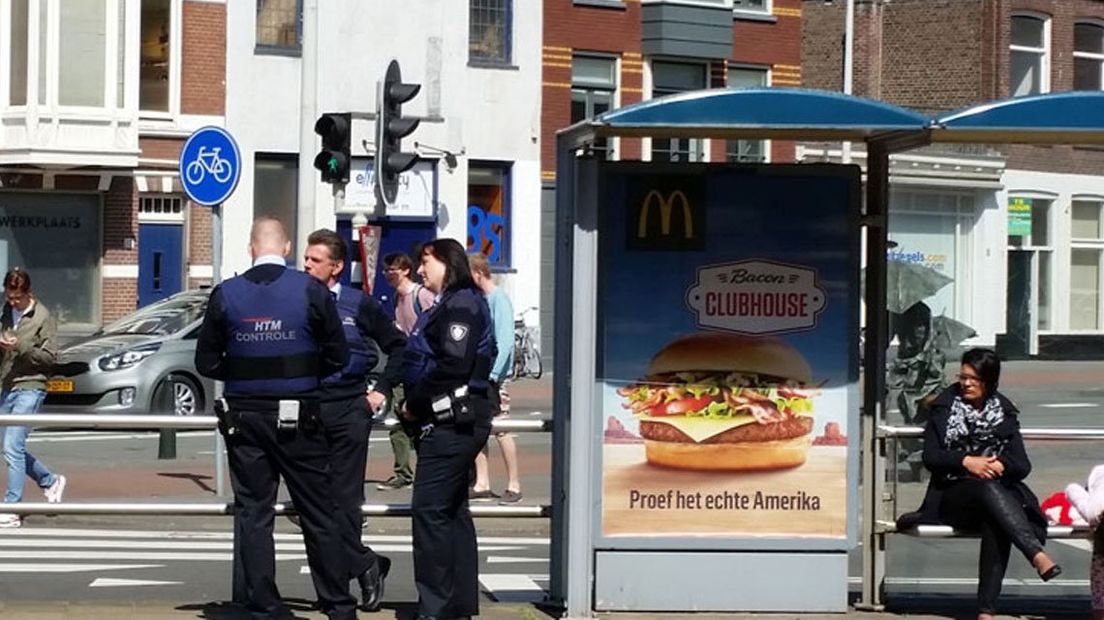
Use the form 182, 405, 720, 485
345, 159, 436, 219
685, 259, 827, 335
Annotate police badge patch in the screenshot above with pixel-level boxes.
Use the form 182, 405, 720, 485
449, 323, 469, 342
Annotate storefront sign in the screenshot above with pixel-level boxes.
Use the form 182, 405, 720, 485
346, 158, 436, 219
1008, 197, 1033, 237
597, 164, 860, 544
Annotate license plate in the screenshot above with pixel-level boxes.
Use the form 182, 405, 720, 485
47, 380, 74, 393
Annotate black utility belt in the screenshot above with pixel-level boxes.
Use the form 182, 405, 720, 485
217, 397, 320, 434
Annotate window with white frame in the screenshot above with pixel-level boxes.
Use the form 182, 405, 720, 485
139, 196, 184, 218
60, 0, 108, 107
1074, 22, 1104, 91
572, 55, 617, 159
9, 0, 29, 106
140, 0, 173, 113
1010, 14, 1049, 96
726, 66, 769, 163
651, 61, 706, 162
733, 0, 769, 13
1071, 199, 1104, 330
1008, 197, 1054, 331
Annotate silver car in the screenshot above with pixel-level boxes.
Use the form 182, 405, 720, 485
44, 289, 213, 416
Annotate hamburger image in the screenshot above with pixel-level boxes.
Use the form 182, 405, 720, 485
616, 333, 815, 471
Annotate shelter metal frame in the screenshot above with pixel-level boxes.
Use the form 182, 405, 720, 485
551, 88, 1104, 616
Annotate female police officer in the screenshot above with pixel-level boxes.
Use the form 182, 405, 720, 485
400, 238, 494, 620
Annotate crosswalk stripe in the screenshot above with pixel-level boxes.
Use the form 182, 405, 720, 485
0, 563, 162, 573
479, 574, 546, 602
89, 577, 183, 587
486, 555, 548, 564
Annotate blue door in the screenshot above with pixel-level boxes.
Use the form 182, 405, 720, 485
138, 223, 184, 307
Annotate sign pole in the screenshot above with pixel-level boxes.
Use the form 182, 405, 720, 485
211, 203, 226, 498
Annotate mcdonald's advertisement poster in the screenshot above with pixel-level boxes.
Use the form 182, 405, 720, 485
597, 163, 860, 541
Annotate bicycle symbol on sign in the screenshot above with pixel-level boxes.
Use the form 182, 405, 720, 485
185, 147, 233, 185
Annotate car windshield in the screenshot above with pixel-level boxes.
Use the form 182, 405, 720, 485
100, 294, 208, 336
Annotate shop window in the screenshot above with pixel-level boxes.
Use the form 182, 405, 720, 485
1071, 249, 1101, 330
9, 0, 29, 106
651, 61, 706, 162
469, 0, 511, 65
0, 193, 101, 327
254, 155, 299, 261
572, 55, 617, 159
1010, 14, 1049, 96
1075, 22, 1104, 91
467, 162, 511, 268
726, 66, 769, 163
256, 0, 301, 53
59, 0, 108, 107
140, 0, 172, 113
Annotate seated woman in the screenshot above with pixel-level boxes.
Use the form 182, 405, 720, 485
897, 348, 1061, 620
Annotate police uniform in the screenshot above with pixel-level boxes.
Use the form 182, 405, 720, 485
195, 256, 354, 620
401, 286, 495, 620
319, 282, 406, 607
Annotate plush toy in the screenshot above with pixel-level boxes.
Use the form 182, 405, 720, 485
1066, 464, 1104, 527
1042, 490, 1088, 526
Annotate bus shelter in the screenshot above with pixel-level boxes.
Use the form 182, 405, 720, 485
548, 88, 1104, 616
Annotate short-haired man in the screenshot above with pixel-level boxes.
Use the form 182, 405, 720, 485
304, 229, 407, 611
376, 251, 435, 491
195, 216, 355, 619
0, 269, 64, 528
468, 253, 522, 504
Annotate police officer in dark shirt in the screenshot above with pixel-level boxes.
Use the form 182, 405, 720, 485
195, 216, 355, 620
400, 239, 495, 620
303, 228, 406, 611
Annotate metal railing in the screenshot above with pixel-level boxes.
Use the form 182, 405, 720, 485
866, 424, 1101, 609
0, 414, 551, 519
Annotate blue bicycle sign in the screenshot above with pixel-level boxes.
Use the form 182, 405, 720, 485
180, 126, 241, 206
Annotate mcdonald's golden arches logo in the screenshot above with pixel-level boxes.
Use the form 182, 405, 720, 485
637, 190, 695, 240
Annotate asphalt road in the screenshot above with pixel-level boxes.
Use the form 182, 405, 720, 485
0, 362, 1101, 616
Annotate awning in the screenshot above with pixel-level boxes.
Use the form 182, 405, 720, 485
931, 91, 1104, 144
590, 88, 931, 141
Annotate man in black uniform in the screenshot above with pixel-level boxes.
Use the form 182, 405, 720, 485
195, 216, 355, 619
303, 228, 406, 611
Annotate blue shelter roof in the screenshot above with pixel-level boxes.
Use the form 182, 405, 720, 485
590, 88, 930, 141
932, 91, 1104, 144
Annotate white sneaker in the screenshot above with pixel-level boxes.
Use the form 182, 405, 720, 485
0, 513, 22, 528
45, 475, 66, 504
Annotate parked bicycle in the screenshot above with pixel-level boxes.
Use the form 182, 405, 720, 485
512, 306, 542, 380
184, 146, 233, 185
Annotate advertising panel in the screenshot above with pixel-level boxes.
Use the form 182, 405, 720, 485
597, 163, 860, 543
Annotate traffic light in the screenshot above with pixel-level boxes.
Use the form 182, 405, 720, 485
313, 112, 351, 184
377, 60, 421, 204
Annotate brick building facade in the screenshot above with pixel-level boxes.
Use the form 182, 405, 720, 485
803, 0, 1104, 358
539, 0, 805, 358
0, 0, 224, 331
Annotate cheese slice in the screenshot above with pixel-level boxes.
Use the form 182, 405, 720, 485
638, 411, 813, 443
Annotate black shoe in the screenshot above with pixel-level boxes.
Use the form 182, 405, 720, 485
357, 555, 391, 612
1040, 563, 1062, 582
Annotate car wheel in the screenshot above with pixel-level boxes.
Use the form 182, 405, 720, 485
153, 376, 200, 416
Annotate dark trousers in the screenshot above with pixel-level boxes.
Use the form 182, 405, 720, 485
412, 419, 491, 618
940, 479, 1046, 614
225, 408, 355, 620
319, 395, 380, 578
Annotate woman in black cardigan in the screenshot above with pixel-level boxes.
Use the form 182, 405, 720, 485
897, 348, 1061, 620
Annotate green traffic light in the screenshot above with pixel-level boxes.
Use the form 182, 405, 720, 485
328, 157, 338, 173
